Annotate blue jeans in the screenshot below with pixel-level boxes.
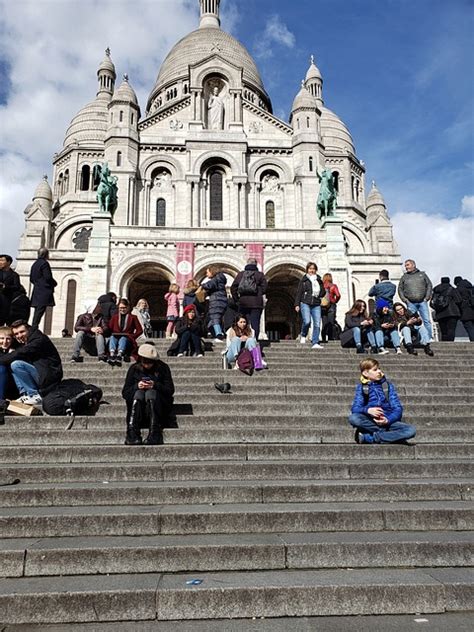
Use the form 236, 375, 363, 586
375, 329, 401, 348
349, 413, 416, 443
300, 303, 321, 344
406, 301, 432, 341
400, 325, 429, 346
226, 336, 257, 363
109, 335, 131, 355
178, 329, 202, 355
352, 326, 376, 348
10, 360, 40, 396
0, 365, 9, 399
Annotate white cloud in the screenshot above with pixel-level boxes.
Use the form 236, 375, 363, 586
254, 15, 295, 59
461, 195, 474, 217
392, 210, 474, 285
0, 0, 198, 259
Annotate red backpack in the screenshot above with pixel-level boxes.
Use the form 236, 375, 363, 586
236, 348, 254, 375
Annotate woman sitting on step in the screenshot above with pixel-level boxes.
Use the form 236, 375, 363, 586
122, 343, 175, 446
167, 305, 205, 357
340, 299, 376, 354
225, 314, 266, 369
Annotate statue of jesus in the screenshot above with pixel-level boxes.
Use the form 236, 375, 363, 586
208, 86, 224, 130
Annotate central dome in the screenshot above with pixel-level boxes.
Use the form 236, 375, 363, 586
147, 27, 266, 110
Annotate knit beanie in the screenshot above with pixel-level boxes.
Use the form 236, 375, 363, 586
183, 304, 196, 315
376, 298, 390, 310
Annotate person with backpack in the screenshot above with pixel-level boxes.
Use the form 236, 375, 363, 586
453, 276, 474, 341
294, 262, 325, 349
231, 258, 267, 340
348, 357, 416, 444
321, 272, 341, 342
201, 266, 228, 342
122, 343, 175, 446
430, 277, 462, 341
225, 314, 266, 370
368, 270, 396, 307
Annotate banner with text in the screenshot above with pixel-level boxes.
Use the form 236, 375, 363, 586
245, 243, 264, 271
176, 242, 195, 297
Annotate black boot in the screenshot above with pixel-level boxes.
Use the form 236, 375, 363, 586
124, 401, 142, 445
423, 344, 434, 357
406, 344, 418, 356
144, 400, 163, 445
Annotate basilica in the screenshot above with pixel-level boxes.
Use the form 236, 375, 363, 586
16, 0, 400, 337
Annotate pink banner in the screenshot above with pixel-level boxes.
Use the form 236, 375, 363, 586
246, 243, 264, 270
175, 242, 195, 297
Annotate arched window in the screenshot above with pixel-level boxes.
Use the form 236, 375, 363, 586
309, 157, 314, 172
131, 113, 134, 125
355, 178, 360, 202
351, 175, 355, 200
156, 198, 166, 226
306, 116, 310, 128
116, 151, 122, 167
57, 173, 63, 196
119, 110, 124, 123
64, 279, 77, 334
209, 170, 223, 221
80, 165, 91, 191
63, 169, 69, 194
332, 171, 339, 192
265, 201, 275, 229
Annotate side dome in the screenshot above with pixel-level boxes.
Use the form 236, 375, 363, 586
320, 106, 355, 154
291, 83, 317, 112
33, 175, 53, 202
147, 28, 267, 110
63, 98, 109, 148
112, 75, 139, 106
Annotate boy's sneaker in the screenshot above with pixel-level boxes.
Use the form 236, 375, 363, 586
354, 429, 361, 444
20, 394, 42, 407
356, 346, 366, 354
395, 347, 403, 355
355, 431, 374, 444
378, 347, 389, 355
311, 344, 324, 349
424, 344, 434, 357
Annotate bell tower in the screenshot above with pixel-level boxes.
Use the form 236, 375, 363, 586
199, 0, 221, 28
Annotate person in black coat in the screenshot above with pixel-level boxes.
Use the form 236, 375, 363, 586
168, 305, 205, 357
0, 255, 22, 326
294, 262, 325, 349
97, 292, 118, 324
430, 277, 462, 341
201, 266, 228, 341
231, 259, 268, 340
0, 320, 63, 406
454, 276, 474, 341
122, 343, 175, 445
30, 248, 57, 330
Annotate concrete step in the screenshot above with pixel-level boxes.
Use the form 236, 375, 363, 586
1, 478, 471, 508
1, 500, 472, 538
1, 459, 472, 484
0, 567, 472, 624
1, 531, 472, 578
0, 444, 472, 464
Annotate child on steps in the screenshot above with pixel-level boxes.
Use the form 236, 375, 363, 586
164, 284, 180, 339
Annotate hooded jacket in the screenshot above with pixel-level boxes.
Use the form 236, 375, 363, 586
454, 278, 474, 321
351, 375, 403, 426
368, 280, 396, 304
431, 281, 462, 320
398, 268, 432, 304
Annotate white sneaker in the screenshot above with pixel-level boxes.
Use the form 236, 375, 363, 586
20, 394, 43, 407
396, 347, 403, 355
195, 354, 203, 358
177, 353, 184, 357
300, 337, 306, 344
378, 348, 389, 355
311, 344, 324, 349
213, 338, 224, 344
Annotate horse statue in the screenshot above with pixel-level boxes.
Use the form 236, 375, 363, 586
93, 163, 118, 216
316, 168, 338, 220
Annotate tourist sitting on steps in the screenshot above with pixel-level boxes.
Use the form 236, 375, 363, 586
340, 300, 376, 354
393, 302, 434, 356
71, 300, 110, 363
225, 314, 266, 369
0, 326, 18, 403
372, 298, 402, 355
349, 357, 416, 444
122, 343, 175, 446
167, 305, 205, 357
107, 298, 143, 366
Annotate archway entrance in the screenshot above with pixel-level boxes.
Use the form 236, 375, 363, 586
265, 264, 304, 340
126, 264, 173, 337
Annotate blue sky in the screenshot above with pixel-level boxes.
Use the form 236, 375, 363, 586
0, 0, 473, 281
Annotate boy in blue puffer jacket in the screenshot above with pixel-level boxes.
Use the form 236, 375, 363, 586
349, 357, 416, 444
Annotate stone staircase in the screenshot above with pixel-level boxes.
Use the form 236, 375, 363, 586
0, 340, 473, 627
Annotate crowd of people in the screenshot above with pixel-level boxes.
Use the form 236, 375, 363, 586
0, 250, 473, 446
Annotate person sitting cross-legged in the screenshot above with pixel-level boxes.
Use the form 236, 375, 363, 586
348, 357, 416, 445
71, 300, 109, 363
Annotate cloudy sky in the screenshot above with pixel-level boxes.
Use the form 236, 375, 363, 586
0, 0, 473, 283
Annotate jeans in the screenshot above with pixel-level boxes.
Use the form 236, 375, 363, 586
406, 301, 432, 341
0, 365, 9, 399
401, 325, 429, 346
352, 326, 376, 348
375, 329, 401, 349
211, 322, 223, 337
109, 335, 131, 355
73, 331, 106, 357
239, 307, 263, 340
349, 413, 416, 443
226, 336, 257, 363
10, 360, 40, 396
300, 303, 321, 344
178, 329, 202, 355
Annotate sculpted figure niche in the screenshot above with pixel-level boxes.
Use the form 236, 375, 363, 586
207, 83, 225, 130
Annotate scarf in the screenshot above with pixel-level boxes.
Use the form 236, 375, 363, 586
307, 274, 319, 297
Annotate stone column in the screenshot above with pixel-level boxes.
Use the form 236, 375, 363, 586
81, 212, 112, 304
191, 180, 200, 227
322, 216, 350, 314
190, 89, 204, 131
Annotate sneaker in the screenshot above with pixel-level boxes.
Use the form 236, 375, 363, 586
107, 355, 116, 365
356, 346, 366, 354
424, 344, 434, 357
354, 429, 361, 444
369, 347, 379, 355
70, 355, 83, 363
378, 347, 389, 355
20, 394, 42, 407
213, 338, 225, 344
406, 345, 418, 356
311, 344, 324, 349
395, 347, 403, 355
98, 355, 108, 363
177, 353, 184, 357
194, 353, 204, 358
300, 337, 306, 344
115, 354, 123, 367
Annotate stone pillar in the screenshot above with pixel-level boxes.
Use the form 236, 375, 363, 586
229, 90, 243, 131
81, 212, 112, 304
190, 89, 204, 131
191, 180, 200, 227
200, 180, 207, 224
322, 216, 350, 314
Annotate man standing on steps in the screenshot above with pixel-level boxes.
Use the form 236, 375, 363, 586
368, 269, 396, 307
0, 320, 63, 408
30, 248, 57, 330
231, 258, 268, 340
398, 259, 434, 355
0, 254, 21, 326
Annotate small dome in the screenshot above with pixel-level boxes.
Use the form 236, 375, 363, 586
306, 55, 322, 81
366, 181, 386, 209
291, 82, 317, 111
63, 97, 109, 147
98, 47, 116, 75
320, 106, 355, 154
112, 75, 139, 106
33, 175, 52, 201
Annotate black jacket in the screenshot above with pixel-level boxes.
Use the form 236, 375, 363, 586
30, 258, 57, 307
294, 274, 325, 307
0, 329, 63, 394
454, 279, 474, 321
97, 293, 118, 323
231, 265, 268, 309
0, 268, 22, 325
431, 282, 462, 320
373, 309, 396, 331
122, 360, 175, 408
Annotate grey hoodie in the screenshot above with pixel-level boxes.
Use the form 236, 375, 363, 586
398, 269, 432, 304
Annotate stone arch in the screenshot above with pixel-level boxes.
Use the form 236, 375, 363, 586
193, 150, 242, 177
111, 253, 175, 296
194, 252, 243, 282
194, 260, 240, 286
54, 217, 93, 250
265, 262, 306, 340
248, 157, 292, 184
342, 224, 368, 254
141, 154, 185, 182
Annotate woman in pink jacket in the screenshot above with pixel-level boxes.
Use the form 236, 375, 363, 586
164, 283, 180, 338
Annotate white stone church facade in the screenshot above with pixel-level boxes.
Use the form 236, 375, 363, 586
16, 0, 400, 337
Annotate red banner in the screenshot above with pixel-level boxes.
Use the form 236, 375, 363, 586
246, 243, 264, 270
175, 242, 195, 297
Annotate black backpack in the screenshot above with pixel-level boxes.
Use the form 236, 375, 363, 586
42, 379, 103, 428
430, 292, 450, 312
238, 271, 258, 296
362, 381, 390, 403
